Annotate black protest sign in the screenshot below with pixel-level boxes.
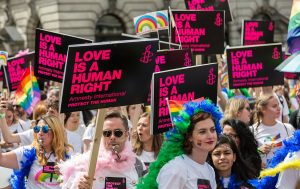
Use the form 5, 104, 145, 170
4, 53, 33, 92
227, 43, 284, 89
151, 63, 218, 134
185, 0, 232, 22
60, 39, 158, 113
146, 49, 194, 105
242, 20, 274, 46
35, 28, 92, 82
171, 10, 225, 55
155, 49, 194, 72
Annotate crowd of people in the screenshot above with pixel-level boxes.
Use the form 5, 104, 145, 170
0, 78, 300, 189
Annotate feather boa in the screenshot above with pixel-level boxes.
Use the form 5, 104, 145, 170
10, 147, 37, 189
59, 139, 136, 188
260, 159, 300, 177
250, 130, 300, 189
137, 99, 223, 189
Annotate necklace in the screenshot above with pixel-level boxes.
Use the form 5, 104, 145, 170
44, 151, 54, 162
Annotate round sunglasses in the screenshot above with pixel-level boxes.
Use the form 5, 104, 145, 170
103, 129, 124, 138
33, 125, 51, 134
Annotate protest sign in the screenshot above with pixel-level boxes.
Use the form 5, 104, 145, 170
146, 49, 194, 105
35, 28, 92, 82
242, 20, 274, 45
60, 38, 159, 113
0, 51, 8, 66
171, 10, 225, 55
4, 52, 33, 92
185, 0, 232, 22
151, 63, 218, 134
227, 43, 284, 89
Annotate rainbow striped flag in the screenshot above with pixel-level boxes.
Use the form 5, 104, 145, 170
167, 97, 204, 118
272, 133, 281, 141
15, 66, 40, 115
156, 10, 169, 30
288, 0, 300, 54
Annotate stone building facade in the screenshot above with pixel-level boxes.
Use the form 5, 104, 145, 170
0, 0, 293, 55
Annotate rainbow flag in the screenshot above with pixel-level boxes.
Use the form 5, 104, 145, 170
287, 0, 300, 54
156, 10, 169, 30
134, 12, 157, 35
0, 51, 8, 66
272, 133, 281, 142
167, 97, 204, 118
15, 66, 40, 115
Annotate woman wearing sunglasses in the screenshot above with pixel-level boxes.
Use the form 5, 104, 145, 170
0, 113, 72, 189
137, 99, 223, 189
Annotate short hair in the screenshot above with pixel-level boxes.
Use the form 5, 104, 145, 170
183, 112, 213, 154
47, 99, 59, 112
105, 110, 129, 131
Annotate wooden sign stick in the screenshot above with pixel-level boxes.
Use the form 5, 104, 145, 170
87, 108, 106, 189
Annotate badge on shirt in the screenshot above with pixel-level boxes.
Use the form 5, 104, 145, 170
197, 179, 211, 189
105, 177, 126, 189
42, 162, 55, 174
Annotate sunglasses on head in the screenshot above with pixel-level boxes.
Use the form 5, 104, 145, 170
103, 129, 124, 138
33, 125, 51, 134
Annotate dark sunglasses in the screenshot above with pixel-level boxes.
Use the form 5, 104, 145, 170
34, 125, 51, 134
13, 105, 21, 108
103, 129, 124, 138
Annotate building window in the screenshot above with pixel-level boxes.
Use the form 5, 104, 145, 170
95, 14, 125, 42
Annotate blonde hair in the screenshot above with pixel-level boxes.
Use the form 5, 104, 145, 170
32, 115, 72, 165
33, 102, 47, 120
253, 93, 275, 124
223, 98, 248, 123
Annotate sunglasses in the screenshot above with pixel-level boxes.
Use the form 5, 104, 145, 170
103, 129, 124, 138
245, 106, 251, 111
34, 125, 51, 134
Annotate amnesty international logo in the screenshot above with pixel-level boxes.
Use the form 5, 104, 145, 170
272, 47, 280, 60
140, 45, 154, 64
214, 13, 223, 27
184, 52, 192, 66
206, 68, 216, 85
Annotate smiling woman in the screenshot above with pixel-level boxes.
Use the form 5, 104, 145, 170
137, 99, 223, 189
208, 135, 256, 189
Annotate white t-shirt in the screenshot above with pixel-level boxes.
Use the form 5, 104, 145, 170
252, 121, 295, 165
276, 150, 300, 189
157, 154, 216, 189
14, 146, 61, 189
66, 130, 83, 154
82, 123, 95, 142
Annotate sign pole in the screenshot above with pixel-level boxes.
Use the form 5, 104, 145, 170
87, 109, 106, 188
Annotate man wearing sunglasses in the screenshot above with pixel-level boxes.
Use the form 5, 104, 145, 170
59, 110, 145, 189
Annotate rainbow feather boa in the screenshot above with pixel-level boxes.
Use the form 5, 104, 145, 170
137, 99, 223, 189
250, 130, 300, 189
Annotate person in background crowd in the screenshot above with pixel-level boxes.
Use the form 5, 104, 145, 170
222, 119, 261, 177
289, 88, 300, 130
223, 98, 251, 125
251, 93, 294, 167
132, 112, 163, 169
64, 111, 86, 153
31, 102, 47, 128
47, 87, 60, 102
137, 99, 223, 189
12, 101, 31, 129
0, 104, 30, 152
59, 110, 145, 189
262, 86, 289, 123
208, 135, 256, 189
